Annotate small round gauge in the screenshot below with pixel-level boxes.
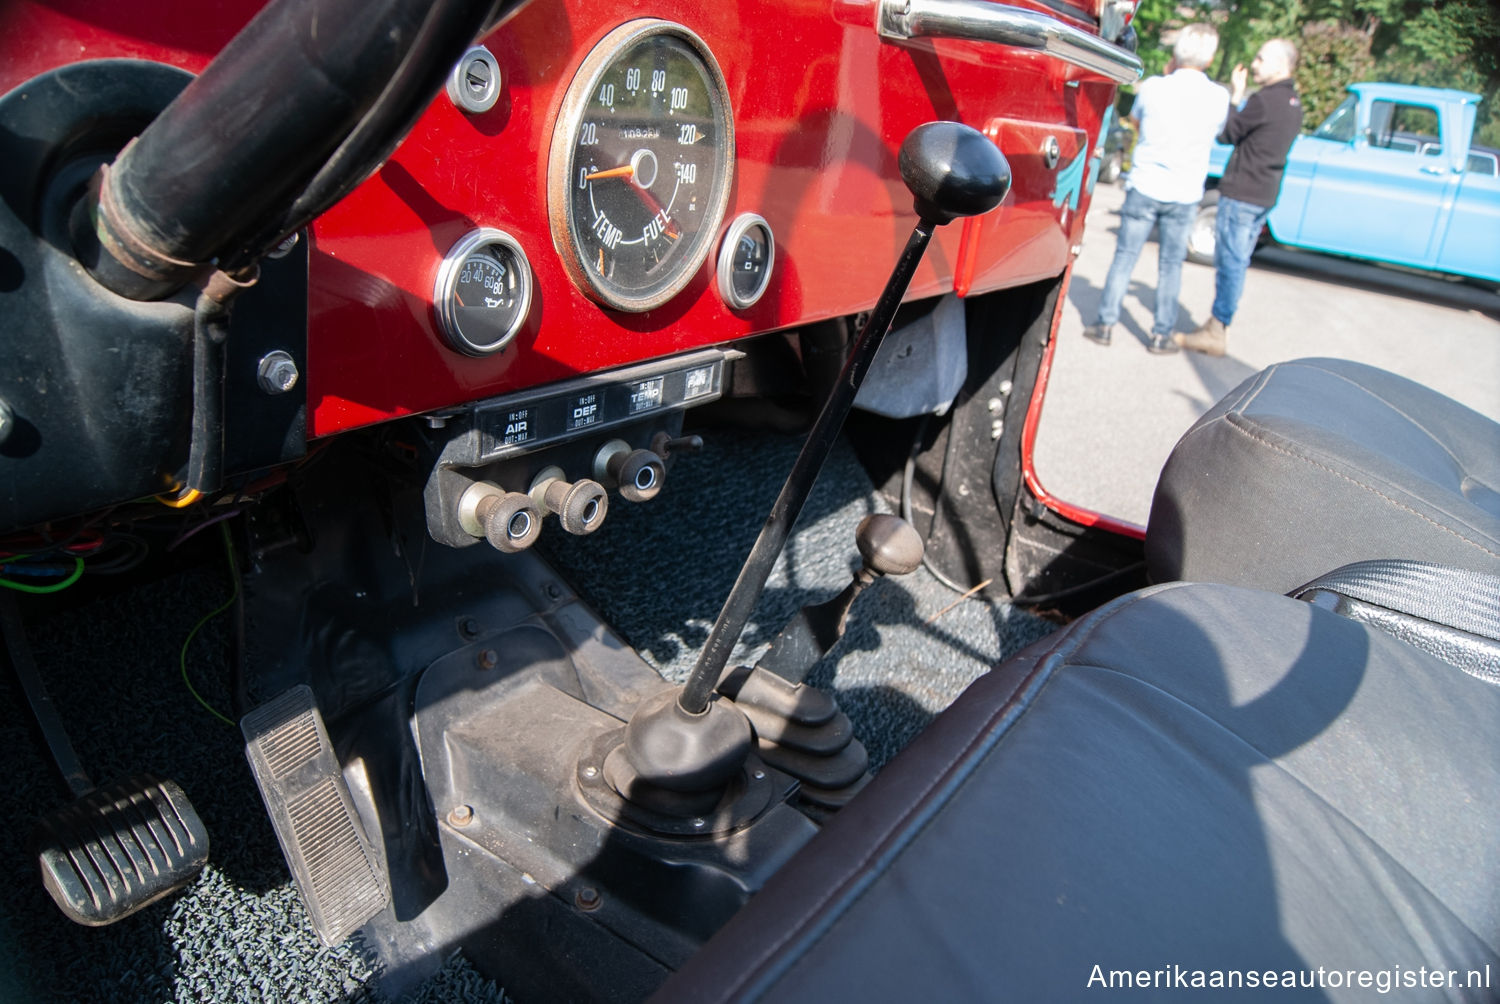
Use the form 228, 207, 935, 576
548, 20, 735, 312
433, 229, 533, 356
716, 213, 774, 309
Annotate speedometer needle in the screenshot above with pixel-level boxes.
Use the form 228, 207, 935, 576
585, 165, 634, 181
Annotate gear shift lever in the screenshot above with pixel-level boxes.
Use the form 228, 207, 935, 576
615, 122, 1011, 813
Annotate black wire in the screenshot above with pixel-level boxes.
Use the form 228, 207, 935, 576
902, 415, 987, 596
904, 414, 1151, 607
82, 533, 151, 576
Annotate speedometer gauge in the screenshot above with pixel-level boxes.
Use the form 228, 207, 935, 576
548, 20, 735, 312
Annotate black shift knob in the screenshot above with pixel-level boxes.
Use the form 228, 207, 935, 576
899, 121, 1012, 225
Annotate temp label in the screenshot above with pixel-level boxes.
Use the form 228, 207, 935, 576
500, 408, 533, 446
566, 392, 600, 431
628, 377, 664, 414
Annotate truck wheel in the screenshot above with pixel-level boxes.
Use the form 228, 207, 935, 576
1186, 189, 1219, 266
1098, 150, 1123, 184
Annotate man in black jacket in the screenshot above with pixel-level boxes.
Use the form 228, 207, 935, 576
1177, 39, 1302, 356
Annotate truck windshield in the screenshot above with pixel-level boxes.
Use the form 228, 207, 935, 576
1315, 95, 1358, 141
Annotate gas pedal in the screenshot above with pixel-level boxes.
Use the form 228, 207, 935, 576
242, 685, 388, 946
35, 774, 209, 926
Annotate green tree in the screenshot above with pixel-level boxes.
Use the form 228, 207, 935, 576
1296, 19, 1377, 129
1128, 0, 1187, 82
1128, 0, 1500, 146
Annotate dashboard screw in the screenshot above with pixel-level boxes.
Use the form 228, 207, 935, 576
576, 887, 601, 911
256, 351, 299, 395
448, 804, 474, 827
477, 648, 499, 670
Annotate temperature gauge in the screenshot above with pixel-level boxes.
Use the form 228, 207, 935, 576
434, 229, 533, 356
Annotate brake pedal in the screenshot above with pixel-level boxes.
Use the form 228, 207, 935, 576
35, 774, 210, 925
242, 685, 389, 946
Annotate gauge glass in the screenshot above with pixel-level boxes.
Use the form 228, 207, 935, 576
434, 229, 532, 356
549, 20, 735, 312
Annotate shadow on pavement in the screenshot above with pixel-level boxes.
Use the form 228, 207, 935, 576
1252, 246, 1500, 319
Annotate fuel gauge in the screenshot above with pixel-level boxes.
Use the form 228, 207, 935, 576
434, 229, 533, 356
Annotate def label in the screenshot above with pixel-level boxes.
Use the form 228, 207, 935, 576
567, 392, 601, 431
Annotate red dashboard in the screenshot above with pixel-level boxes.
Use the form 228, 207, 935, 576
0, 0, 1117, 438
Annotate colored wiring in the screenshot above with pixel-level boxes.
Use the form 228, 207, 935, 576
0, 556, 85, 593
157, 487, 205, 509
178, 523, 240, 727
168, 507, 242, 552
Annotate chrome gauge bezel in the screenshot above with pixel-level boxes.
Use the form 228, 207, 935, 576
433, 228, 533, 356
547, 19, 736, 313
716, 213, 775, 309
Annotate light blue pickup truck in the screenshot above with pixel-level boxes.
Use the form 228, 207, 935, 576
1189, 82, 1500, 286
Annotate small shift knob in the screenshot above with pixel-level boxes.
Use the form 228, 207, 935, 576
856, 514, 923, 577
899, 121, 1012, 225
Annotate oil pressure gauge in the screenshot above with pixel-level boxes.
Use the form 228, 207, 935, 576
548, 20, 735, 312
434, 228, 533, 356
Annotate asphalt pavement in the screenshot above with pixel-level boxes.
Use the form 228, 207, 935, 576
1031, 180, 1500, 528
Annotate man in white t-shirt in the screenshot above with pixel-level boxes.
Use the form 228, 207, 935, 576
1084, 23, 1229, 353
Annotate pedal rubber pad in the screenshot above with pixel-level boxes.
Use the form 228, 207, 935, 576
36, 774, 209, 926
242, 685, 388, 946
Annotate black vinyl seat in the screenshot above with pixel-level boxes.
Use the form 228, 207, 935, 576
1146, 358, 1500, 594
657, 582, 1500, 1002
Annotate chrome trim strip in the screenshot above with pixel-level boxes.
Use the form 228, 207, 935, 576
877, 0, 1143, 84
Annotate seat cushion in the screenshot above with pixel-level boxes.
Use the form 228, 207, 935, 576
1146, 358, 1500, 593
656, 583, 1500, 1002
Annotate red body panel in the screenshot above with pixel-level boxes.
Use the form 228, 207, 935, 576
0, 0, 1113, 438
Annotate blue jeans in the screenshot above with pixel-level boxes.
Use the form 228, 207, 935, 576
1094, 188, 1198, 337
1211, 195, 1271, 326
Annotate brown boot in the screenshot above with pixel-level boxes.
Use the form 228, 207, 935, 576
1174, 317, 1227, 356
